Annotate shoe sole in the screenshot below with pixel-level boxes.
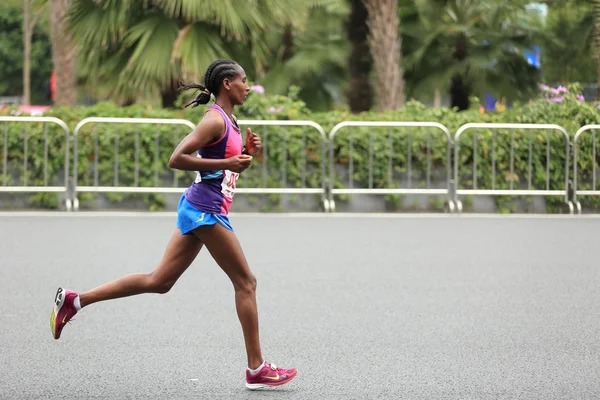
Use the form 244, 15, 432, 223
245, 370, 298, 390
50, 287, 65, 339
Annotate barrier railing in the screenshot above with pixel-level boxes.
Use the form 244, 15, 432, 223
0, 116, 71, 209
72, 117, 197, 210
73, 118, 329, 211
453, 123, 573, 213
5, 116, 599, 214
236, 120, 329, 211
328, 121, 454, 212
573, 125, 600, 214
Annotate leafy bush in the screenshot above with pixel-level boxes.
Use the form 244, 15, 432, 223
1, 84, 599, 213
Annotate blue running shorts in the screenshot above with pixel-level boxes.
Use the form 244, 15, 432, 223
176, 194, 233, 235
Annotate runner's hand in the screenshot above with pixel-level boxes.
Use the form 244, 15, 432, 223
227, 155, 253, 173
245, 128, 262, 156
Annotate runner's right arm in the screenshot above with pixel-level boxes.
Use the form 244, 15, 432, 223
168, 112, 252, 173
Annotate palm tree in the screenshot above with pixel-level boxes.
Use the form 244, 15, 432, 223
404, 0, 542, 111
257, 0, 348, 110
23, 0, 47, 106
66, 0, 313, 107
49, 0, 76, 106
346, 0, 373, 112
540, 0, 595, 85
363, 0, 405, 111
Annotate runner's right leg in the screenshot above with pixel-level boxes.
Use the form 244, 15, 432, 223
191, 222, 298, 389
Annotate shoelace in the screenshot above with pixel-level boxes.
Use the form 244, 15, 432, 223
268, 363, 283, 372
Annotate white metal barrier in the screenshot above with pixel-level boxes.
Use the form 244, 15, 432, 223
72, 117, 197, 210
73, 117, 329, 211
453, 123, 573, 213
328, 121, 454, 212
236, 120, 329, 211
0, 116, 71, 209
5, 116, 599, 214
573, 125, 600, 214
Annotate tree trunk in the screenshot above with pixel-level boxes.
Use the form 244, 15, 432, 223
281, 24, 294, 62
450, 35, 469, 111
347, 0, 373, 113
450, 75, 469, 111
23, 1, 43, 106
597, 55, 600, 101
433, 88, 441, 108
23, 0, 31, 106
161, 78, 179, 108
120, 97, 136, 107
49, 0, 77, 106
594, 0, 600, 99
364, 0, 405, 111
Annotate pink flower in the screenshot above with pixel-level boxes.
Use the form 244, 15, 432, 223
557, 86, 569, 93
577, 94, 585, 102
551, 97, 564, 103
250, 85, 265, 94
539, 84, 550, 91
267, 105, 284, 113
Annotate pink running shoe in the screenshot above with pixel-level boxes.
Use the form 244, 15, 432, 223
50, 287, 78, 340
245, 361, 298, 389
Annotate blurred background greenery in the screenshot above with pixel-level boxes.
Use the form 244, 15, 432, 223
3, 0, 600, 213
1, 0, 599, 113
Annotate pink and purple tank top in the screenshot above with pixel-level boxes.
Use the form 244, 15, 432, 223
184, 104, 243, 215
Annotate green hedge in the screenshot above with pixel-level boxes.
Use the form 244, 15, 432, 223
1, 85, 599, 212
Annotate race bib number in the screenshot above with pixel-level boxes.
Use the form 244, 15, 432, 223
221, 170, 240, 199
194, 153, 202, 183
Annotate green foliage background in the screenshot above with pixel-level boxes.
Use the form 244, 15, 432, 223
1, 86, 599, 213
0, 4, 53, 105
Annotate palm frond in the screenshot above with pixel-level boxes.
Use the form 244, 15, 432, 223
68, 0, 134, 47
177, 23, 233, 81
406, 0, 543, 105
121, 13, 180, 89
67, 0, 344, 107
154, 0, 310, 39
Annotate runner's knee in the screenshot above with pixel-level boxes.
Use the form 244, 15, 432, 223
235, 273, 257, 294
147, 273, 175, 294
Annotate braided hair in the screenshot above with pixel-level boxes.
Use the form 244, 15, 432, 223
179, 60, 241, 108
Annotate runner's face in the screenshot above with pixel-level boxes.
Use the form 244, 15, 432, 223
224, 67, 250, 106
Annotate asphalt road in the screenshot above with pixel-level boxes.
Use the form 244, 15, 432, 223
0, 214, 599, 399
